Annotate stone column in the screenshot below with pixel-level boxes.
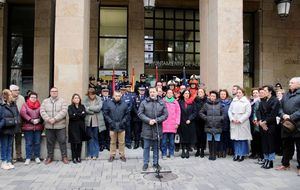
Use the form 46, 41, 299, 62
54, 0, 90, 100
128, 0, 144, 79
89, 0, 98, 79
33, 0, 52, 100
200, 0, 243, 91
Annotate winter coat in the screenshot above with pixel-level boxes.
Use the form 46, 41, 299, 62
0, 99, 20, 135
20, 103, 44, 131
82, 95, 105, 132
162, 98, 181, 133
68, 104, 88, 143
178, 100, 197, 144
138, 97, 168, 140
103, 99, 129, 132
279, 88, 300, 138
228, 96, 252, 140
220, 99, 232, 132
40, 97, 68, 130
199, 99, 223, 134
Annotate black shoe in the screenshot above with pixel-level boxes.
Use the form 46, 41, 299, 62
266, 161, 273, 169
126, 144, 132, 149
181, 149, 186, 159
262, 160, 269, 168
76, 157, 81, 163
108, 156, 115, 162
134, 142, 139, 149
153, 164, 161, 171
185, 150, 190, 159
212, 156, 216, 161
238, 156, 244, 162
209, 155, 213, 160
142, 164, 148, 171
195, 150, 200, 157
72, 159, 77, 164
233, 155, 240, 161
200, 149, 205, 158
99, 146, 105, 152
258, 159, 266, 165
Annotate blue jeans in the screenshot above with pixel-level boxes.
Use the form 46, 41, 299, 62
161, 133, 175, 157
264, 153, 276, 161
207, 133, 221, 142
0, 134, 13, 162
86, 127, 99, 157
234, 140, 249, 156
24, 131, 42, 159
143, 139, 158, 165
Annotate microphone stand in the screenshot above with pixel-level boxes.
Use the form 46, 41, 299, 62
141, 99, 172, 180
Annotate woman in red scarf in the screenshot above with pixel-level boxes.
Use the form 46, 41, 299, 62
178, 90, 197, 159
20, 92, 44, 165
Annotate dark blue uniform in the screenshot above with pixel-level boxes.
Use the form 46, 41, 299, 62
99, 95, 112, 151
121, 92, 135, 148
132, 94, 146, 148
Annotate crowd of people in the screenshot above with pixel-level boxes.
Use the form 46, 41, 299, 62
0, 74, 299, 176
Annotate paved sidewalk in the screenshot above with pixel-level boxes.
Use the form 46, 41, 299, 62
0, 148, 299, 190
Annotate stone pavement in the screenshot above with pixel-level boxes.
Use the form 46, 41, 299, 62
0, 148, 299, 190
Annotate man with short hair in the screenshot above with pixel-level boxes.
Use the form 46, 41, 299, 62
138, 87, 168, 171
40, 87, 68, 164
232, 85, 240, 97
9, 84, 25, 162
103, 91, 129, 162
276, 77, 300, 176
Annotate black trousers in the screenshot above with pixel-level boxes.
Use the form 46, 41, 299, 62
196, 125, 206, 150
281, 137, 300, 168
99, 129, 110, 148
133, 121, 142, 143
251, 131, 263, 158
71, 143, 82, 159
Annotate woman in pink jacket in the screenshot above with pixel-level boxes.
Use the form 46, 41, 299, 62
162, 89, 181, 159
20, 92, 44, 165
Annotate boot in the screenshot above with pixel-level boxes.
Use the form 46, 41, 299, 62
264, 160, 273, 169
185, 149, 190, 159
200, 148, 205, 158
134, 141, 139, 149
262, 160, 269, 168
195, 148, 200, 157
181, 148, 186, 159
208, 142, 213, 160
212, 141, 217, 160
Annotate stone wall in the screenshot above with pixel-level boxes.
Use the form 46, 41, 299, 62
259, 0, 300, 89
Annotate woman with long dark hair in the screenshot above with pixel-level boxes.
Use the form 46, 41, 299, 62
178, 90, 197, 159
257, 85, 280, 169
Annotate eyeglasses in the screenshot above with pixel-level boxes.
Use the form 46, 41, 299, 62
50, 91, 58, 92
12, 89, 20, 91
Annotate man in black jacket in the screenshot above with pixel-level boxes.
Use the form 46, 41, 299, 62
103, 91, 129, 162
138, 87, 168, 171
276, 77, 300, 176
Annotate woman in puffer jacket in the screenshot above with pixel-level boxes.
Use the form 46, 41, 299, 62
20, 92, 44, 165
162, 89, 181, 159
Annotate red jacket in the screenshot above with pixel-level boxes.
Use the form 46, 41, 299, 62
20, 103, 44, 131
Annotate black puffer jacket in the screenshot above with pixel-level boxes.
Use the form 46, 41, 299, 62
0, 99, 20, 135
103, 99, 129, 132
279, 88, 300, 138
199, 99, 223, 134
138, 97, 168, 140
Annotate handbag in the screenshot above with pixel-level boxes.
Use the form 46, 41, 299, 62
4, 118, 17, 127
174, 133, 180, 144
281, 118, 296, 132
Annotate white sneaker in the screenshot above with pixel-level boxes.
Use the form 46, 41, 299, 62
7, 162, 15, 169
24, 159, 31, 165
35, 158, 41, 164
1, 162, 10, 170
170, 155, 175, 160
162, 156, 167, 160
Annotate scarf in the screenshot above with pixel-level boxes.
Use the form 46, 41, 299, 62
26, 99, 41, 110
184, 97, 194, 108
165, 96, 175, 103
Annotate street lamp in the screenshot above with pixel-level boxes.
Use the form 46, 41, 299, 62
0, 0, 5, 8
275, 0, 292, 17
144, 0, 155, 10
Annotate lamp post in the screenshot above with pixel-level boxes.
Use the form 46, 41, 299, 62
275, 0, 292, 17
0, 0, 6, 8
144, 0, 155, 10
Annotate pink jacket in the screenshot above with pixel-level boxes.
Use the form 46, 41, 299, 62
20, 104, 44, 131
162, 99, 181, 133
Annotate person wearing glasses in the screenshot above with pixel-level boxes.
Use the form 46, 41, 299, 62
40, 87, 68, 164
9, 85, 25, 162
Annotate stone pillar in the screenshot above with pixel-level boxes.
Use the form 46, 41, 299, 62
89, 0, 98, 79
200, 0, 243, 91
33, 0, 52, 100
54, 0, 90, 100
128, 0, 144, 79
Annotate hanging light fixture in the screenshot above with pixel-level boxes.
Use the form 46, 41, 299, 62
275, 0, 292, 17
144, 0, 155, 10
0, 0, 6, 8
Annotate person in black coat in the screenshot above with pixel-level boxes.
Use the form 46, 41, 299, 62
178, 89, 197, 159
103, 91, 130, 162
194, 88, 207, 158
257, 85, 280, 169
276, 77, 300, 175
99, 88, 111, 151
68, 94, 87, 164
0, 89, 20, 170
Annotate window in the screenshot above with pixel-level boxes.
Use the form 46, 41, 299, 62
99, 7, 128, 73
144, 8, 200, 70
7, 5, 34, 95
